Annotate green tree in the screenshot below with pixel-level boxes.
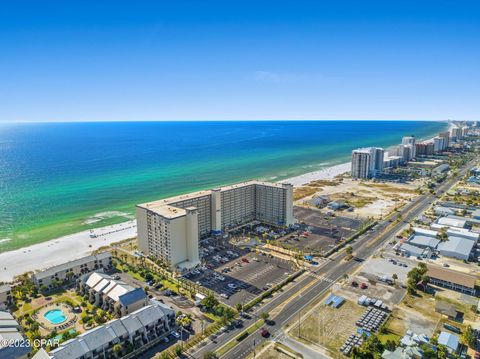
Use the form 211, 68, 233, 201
345, 245, 353, 255
176, 314, 193, 328
235, 303, 243, 312
203, 352, 218, 359
201, 294, 219, 311
260, 312, 270, 322
174, 344, 183, 357
462, 325, 476, 348
113, 343, 122, 356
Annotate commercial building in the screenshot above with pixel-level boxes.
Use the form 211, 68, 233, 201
0, 311, 32, 359
32, 302, 175, 359
433, 206, 456, 216
77, 272, 148, 317
427, 266, 476, 295
436, 216, 467, 229
137, 180, 294, 269
408, 235, 439, 250
436, 236, 475, 261
32, 252, 113, 289
400, 243, 430, 258
432, 164, 450, 176
351, 147, 384, 179
0, 284, 12, 310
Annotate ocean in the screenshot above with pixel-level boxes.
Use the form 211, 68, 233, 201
0, 120, 448, 252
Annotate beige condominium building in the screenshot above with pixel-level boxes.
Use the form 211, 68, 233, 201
136, 180, 294, 269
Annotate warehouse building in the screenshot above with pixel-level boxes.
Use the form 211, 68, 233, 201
436, 236, 475, 261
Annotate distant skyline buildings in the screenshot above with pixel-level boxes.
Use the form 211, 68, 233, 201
351, 124, 470, 179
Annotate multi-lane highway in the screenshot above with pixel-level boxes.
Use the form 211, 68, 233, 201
191, 159, 474, 359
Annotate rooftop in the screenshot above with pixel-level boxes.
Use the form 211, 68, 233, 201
0, 284, 11, 294
409, 235, 440, 249
43, 303, 175, 359
137, 180, 290, 218
32, 252, 111, 280
427, 266, 477, 289
438, 331, 459, 351
437, 236, 475, 257
437, 217, 467, 228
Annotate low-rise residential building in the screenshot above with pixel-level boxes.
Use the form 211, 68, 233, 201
32, 303, 175, 359
0, 284, 13, 310
77, 272, 148, 317
382, 330, 427, 359
0, 311, 32, 359
427, 266, 477, 296
32, 252, 113, 289
437, 331, 460, 353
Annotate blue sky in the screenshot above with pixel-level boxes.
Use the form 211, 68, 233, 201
1, 1, 479, 122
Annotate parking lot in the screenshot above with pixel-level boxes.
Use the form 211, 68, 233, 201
277, 207, 364, 254
184, 248, 295, 306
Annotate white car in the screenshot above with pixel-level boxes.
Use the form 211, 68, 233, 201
171, 331, 180, 339
220, 293, 229, 299
228, 283, 237, 289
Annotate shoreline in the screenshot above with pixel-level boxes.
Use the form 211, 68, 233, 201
0, 124, 450, 282
0, 161, 353, 282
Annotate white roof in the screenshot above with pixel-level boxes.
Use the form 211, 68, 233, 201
437, 236, 475, 257
413, 227, 438, 238
437, 217, 467, 228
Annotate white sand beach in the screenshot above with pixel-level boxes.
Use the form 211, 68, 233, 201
0, 221, 137, 282
280, 162, 351, 187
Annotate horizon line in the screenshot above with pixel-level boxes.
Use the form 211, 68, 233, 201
0, 118, 452, 124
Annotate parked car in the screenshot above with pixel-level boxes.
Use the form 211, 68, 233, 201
260, 328, 270, 337
171, 331, 180, 339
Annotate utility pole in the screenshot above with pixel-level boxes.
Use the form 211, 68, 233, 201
253, 339, 256, 359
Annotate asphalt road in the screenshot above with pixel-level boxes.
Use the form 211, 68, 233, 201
189, 160, 475, 359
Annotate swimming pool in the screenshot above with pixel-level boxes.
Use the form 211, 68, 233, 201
44, 309, 67, 325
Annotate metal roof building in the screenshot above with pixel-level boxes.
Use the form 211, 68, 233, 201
400, 243, 427, 258
437, 236, 475, 260
437, 217, 467, 229
438, 331, 459, 352
408, 235, 440, 249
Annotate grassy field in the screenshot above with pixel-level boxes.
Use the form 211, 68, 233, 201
291, 299, 365, 355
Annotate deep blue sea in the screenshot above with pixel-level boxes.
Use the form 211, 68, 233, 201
0, 120, 448, 251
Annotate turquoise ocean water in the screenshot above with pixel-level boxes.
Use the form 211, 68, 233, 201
0, 121, 448, 252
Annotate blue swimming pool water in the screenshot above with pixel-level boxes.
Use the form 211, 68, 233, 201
44, 309, 67, 325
